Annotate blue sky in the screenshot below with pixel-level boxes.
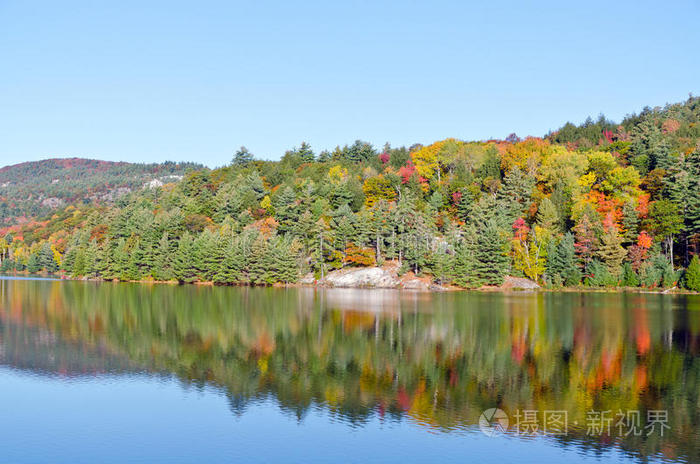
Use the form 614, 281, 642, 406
1, 0, 698, 167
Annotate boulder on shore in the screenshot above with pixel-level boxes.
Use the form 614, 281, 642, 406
500, 276, 540, 290
320, 267, 400, 289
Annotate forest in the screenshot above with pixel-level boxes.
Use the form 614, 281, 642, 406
1, 96, 700, 290
0, 158, 202, 221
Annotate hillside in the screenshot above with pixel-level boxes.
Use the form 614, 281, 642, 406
0, 158, 203, 223
1, 96, 699, 291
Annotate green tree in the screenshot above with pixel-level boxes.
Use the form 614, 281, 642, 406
648, 200, 683, 266
596, 227, 626, 276
232, 146, 254, 167
684, 255, 700, 291
172, 234, 197, 283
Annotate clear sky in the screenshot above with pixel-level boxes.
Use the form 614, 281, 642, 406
1, 0, 698, 168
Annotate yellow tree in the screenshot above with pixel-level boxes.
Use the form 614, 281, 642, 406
410, 138, 466, 183
362, 175, 396, 207
511, 218, 547, 281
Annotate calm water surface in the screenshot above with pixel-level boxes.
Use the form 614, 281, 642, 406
1, 277, 699, 463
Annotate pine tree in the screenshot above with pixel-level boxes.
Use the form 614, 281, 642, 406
26, 252, 41, 273
84, 240, 99, 277
112, 239, 131, 280
193, 230, 219, 281
248, 236, 272, 284
126, 238, 145, 280
275, 186, 298, 234
621, 262, 640, 287
430, 243, 455, 285
536, 197, 560, 233
685, 149, 700, 244
473, 218, 510, 286
497, 167, 535, 222
274, 237, 299, 284
297, 142, 315, 163
684, 255, 700, 291
153, 233, 174, 281
620, 201, 639, 245
596, 227, 626, 276
72, 247, 87, 276
585, 260, 617, 287
214, 237, 244, 284
172, 234, 197, 283
456, 187, 475, 223
39, 242, 58, 273
94, 239, 115, 279
546, 233, 580, 286
453, 228, 478, 288
232, 146, 254, 167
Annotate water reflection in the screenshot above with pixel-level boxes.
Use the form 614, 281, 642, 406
1, 278, 699, 462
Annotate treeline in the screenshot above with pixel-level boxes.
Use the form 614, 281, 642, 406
2, 96, 700, 290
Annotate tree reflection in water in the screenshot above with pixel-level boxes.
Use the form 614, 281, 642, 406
1, 279, 699, 462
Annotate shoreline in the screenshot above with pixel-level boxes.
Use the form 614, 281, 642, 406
2, 270, 699, 295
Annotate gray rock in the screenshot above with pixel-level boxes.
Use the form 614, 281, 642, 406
500, 276, 540, 290
321, 267, 399, 288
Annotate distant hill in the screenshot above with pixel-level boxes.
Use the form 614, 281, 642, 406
0, 158, 203, 223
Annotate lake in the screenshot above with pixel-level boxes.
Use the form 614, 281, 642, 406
1, 277, 699, 463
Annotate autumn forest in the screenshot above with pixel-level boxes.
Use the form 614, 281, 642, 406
1, 96, 700, 291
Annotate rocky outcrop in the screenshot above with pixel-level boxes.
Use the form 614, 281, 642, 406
500, 276, 540, 290
320, 267, 400, 288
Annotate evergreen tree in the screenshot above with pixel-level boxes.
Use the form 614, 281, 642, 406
621, 201, 639, 245
621, 262, 640, 287
153, 233, 174, 281
215, 237, 245, 284
453, 228, 478, 288
39, 242, 58, 273
685, 149, 700, 243
473, 218, 510, 286
232, 146, 254, 167
248, 236, 272, 284
297, 142, 315, 163
172, 234, 197, 283
26, 252, 41, 273
497, 167, 534, 222
585, 260, 617, 287
546, 233, 580, 286
684, 255, 700, 291
536, 197, 560, 233
456, 188, 475, 223
596, 227, 626, 276
273, 236, 299, 284
193, 230, 219, 281
275, 186, 298, 234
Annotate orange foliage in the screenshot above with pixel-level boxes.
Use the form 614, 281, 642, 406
636, 193, 650, 218
584, 190, 622, 231
637, 231, 653, 249
344, 243, 375, 266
